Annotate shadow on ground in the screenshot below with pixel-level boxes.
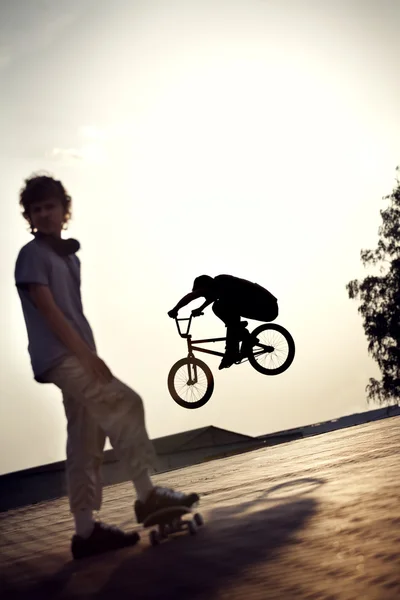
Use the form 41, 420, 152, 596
8, 480, 321, 600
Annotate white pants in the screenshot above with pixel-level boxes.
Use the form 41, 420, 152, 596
44, 355, 157, 513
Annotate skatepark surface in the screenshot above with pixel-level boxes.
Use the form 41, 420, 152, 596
1, 416, 399, 599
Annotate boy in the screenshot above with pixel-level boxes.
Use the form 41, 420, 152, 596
14, 174, 199, 560
168, 274, 278, 369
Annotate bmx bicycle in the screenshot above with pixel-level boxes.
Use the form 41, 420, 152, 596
167, 313, 295, 409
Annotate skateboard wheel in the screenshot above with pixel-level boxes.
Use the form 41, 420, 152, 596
194, 513, 204, 527
188, 520, 197, 535
150, 529, 161, 546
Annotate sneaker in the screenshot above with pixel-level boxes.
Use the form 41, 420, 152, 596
134, 486, 200, 523
218, 352, 239, 370
239, 337, 252, 359
71, 521, 140, 560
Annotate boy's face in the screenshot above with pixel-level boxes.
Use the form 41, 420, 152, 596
29, 197, 65, 237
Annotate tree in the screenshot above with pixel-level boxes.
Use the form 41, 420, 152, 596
346, 166, 400, 405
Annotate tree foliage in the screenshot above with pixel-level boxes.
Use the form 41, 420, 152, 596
346, 166, 400, 405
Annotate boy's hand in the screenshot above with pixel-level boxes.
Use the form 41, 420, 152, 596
168, 309, 178, 319
79, 350, 113, 384
191, 308, 204, 317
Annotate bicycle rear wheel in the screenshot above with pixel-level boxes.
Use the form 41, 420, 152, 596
247, 323, 295, 375
168, 357, 214, 409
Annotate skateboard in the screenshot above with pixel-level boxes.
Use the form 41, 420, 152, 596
143, 506, 204, 546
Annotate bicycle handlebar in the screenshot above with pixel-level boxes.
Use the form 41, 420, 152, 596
174, 311, 203, 338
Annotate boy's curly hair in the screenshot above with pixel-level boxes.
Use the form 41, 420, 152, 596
19, 173, 72, 234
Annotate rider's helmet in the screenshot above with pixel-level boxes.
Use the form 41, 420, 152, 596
192, 275, 214, 292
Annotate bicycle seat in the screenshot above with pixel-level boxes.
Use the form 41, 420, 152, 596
240, 321, 249, 328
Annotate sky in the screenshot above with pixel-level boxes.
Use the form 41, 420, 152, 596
0, 0, 399, 475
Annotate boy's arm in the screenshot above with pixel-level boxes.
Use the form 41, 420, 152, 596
196, 298, 214, 312
168, 289, 204, 317
29, 284, 94, 358
173, 290, 204, 311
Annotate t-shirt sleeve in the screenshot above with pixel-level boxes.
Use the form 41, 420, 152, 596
14, 244, 50, 290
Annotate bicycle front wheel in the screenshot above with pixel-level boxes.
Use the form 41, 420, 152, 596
167, 357, 214, 409
247, 323, 295, 375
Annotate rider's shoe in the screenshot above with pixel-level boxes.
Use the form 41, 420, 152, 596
239, 335, 252, 358
218, 352, 240, 370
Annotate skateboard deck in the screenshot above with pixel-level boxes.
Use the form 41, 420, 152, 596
143, 506, 204, 546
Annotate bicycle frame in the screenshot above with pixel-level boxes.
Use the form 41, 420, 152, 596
174, 315, 274, 363
168, 316, 296, 407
